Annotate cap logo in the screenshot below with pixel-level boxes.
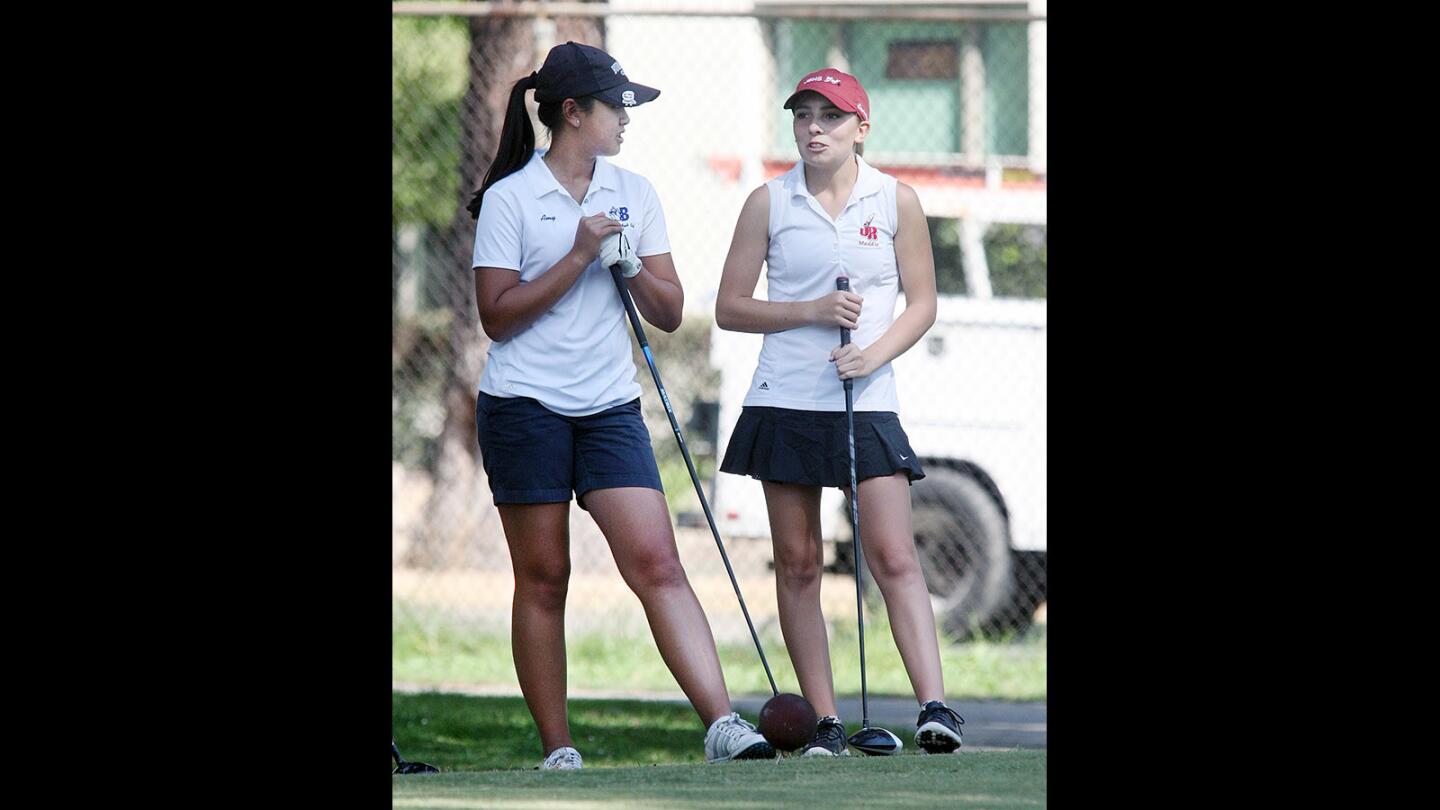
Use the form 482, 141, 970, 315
611, 62, 625, 76
621, 90, 637, 106
803, 75, 843, 86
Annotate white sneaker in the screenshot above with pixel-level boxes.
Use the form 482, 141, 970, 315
704, 712, 776, 763
540, 746, 583, 770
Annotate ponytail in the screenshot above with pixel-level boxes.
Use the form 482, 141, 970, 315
468, 72, 539, 219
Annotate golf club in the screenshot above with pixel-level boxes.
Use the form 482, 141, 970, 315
835, 275, 902, 757
608, 264, 779, 698
392, 739, 439, 775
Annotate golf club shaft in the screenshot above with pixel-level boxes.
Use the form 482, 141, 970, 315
392, 740, 405, 764
836, 276, 868, 728
610, 265, 778, 696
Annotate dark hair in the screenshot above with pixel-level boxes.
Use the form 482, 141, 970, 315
467, 73, 597, 219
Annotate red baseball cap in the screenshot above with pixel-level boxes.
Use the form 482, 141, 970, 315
783, 68, 870, 121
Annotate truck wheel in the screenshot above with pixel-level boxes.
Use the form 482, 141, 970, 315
909, 467, 1016, 641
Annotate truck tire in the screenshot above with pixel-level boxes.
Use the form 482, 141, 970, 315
908, 467, 1016, 641
832, 466, 1018, 640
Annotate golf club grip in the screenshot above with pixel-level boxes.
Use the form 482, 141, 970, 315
609, 265, 779, 696
835, 277, 853, 392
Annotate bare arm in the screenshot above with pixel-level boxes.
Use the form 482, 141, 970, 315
714, 185, 862, 334
624, 251, 684, 333
830, 182, 938, 379
474, 213, 623, 341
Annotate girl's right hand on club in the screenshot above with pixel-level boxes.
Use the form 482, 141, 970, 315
572, 214, 625, 264
814, 290, 862, 330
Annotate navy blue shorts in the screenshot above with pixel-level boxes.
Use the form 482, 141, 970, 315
719, 406, 925, 487
475, 393, 664, 510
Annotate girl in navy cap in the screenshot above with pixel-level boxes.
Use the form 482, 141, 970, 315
468, 42, 774, 769
716, 68, 965, 756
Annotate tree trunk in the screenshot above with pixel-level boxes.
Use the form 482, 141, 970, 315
405, 15, 530, 569
554, 10, 605, 46
407, 9, 606, 569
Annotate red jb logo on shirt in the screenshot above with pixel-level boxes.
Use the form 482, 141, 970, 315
858, 214, 880, 245
860, 224, 878, 240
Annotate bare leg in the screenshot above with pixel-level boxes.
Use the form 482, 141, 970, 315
498, 502, 575, 755
852, 473, 946, 703
585, 487, 732, 726
762, 481, 839, 718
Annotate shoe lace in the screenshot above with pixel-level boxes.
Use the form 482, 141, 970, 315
922, 702, 965, 727
812, 717, 845, 747
714, 712, 757, 744
546, 747, 581, 768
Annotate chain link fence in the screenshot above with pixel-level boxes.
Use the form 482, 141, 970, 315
394, 1, 1046, 665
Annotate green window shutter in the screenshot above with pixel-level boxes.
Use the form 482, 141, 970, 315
984, 23, 1029, 157
849, 22, 963, 155
772, 20, 1030, 161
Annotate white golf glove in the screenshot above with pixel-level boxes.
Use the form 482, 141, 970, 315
599, 229, 642, 278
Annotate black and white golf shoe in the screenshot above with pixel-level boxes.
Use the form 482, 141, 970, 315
801, 715, 850, 757
914, 700, 965, 753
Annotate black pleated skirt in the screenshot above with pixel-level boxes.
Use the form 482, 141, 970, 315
719, 406, 926, 487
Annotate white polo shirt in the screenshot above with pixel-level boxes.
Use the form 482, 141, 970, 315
742, 155, 902, 412
472, 150, 671, 416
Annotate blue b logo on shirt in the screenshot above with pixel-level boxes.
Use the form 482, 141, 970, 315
608, 206, 630, 222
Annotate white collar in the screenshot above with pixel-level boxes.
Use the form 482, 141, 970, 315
784, 154, 884, 201
526, 150, 619, 199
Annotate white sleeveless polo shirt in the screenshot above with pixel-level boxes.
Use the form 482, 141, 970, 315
741, 155, 901, 412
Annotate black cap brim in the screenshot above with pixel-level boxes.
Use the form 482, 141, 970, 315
594, 82, 660, 108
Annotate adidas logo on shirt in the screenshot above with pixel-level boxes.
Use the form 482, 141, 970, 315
758, 381, 769, 390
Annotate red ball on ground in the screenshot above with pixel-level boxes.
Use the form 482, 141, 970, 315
758, 693, 819, 752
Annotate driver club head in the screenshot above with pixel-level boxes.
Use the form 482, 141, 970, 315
393, 761, 440, 775
847, 726, 903, 756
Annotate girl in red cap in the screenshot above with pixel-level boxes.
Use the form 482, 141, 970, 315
716, 68, 965, 756
468, 41, 774, 770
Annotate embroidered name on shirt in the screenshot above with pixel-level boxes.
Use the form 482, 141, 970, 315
540, 214, 556, 222
858, 213, 880, 247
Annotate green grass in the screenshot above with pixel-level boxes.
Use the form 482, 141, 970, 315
394, 692, 707, 770
393, 603, 1046, 701
392, 693, 1046, 808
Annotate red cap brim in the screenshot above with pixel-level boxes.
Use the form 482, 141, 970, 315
783, 86, 865, 120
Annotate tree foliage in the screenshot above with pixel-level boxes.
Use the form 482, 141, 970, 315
392, 17, 468, 229
927, 218, 1046, 299
984, 223, 1046, 299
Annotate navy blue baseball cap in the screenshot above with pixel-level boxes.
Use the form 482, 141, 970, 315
534, 41, 660, 108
